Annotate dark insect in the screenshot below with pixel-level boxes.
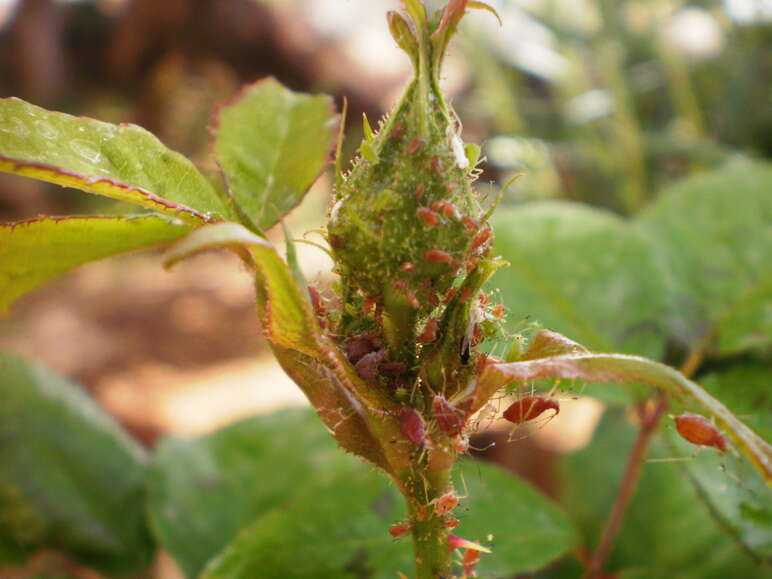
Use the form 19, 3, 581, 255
433, 395, 466, 436
400, 407, 427, 447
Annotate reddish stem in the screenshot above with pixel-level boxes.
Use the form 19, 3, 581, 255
584, 396, 668, 578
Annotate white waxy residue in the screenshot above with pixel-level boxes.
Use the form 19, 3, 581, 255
451, 134, 468, 170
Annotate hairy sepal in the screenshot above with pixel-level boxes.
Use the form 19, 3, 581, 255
164, 223, 408, 474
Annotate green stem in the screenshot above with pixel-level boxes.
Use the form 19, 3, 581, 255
403, 464, 454, 579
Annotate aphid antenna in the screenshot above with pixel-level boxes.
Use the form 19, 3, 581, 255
334, 96, 348, 192
468, 440, 496, 452
293, 238, 335, 259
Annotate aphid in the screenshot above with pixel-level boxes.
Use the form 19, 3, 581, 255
345, 335, 379, 365
400, 407, 427, 447
430, 200, 459, 219
404, 289, 420, 309
355, 349, 386, 381
454, 435, 470, 454
414, 184, 425, 200
431, 156, 442, 173
470, 227, 492, 252
433, 395, 466, 436
417, 207, 440, 227
417, 318, 439, 344
329, 233, 343, 249
425, 249, 455, 264
390, 122, 405, 139
380, 361, 407, 377
458, 286, 474, 303
445, 287, 458, 303
444, 518, 460, 529
433, 492, 459, 516
462, 216, 478, 230
463, 548, 481, 577
503, 396, 560, 424
389, 522, 411, 538
362, 297, 376, 316
307, 286, 326, 329
674, 413, 728, 452
406, 138, 423, 154
447, 535, 491, 553
491, 304, 505, 319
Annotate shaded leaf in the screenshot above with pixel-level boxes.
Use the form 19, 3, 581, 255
561, 411, 766, 577
636, 161, 772, 356
213, 78, 336, 230
492, 201, 670, 359
0, 97, 228, 223
0, 215, 192, 312
148, 408, 576, 579
0, 351, 153, 573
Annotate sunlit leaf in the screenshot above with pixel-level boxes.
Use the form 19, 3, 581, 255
0, 97, 229, 222
0, 215, 192, 312
213, 78, 337, 230
0, 351, 153, 573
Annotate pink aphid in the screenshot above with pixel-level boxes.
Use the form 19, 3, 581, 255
389, 522, 411, 538
470, 227, 492, 252
417, 207, 440, 227
434, 492, 459, 516
400, 407, 427, 447
675, 413, 728, 452
430, 200, 459, 219
503, 396, 560, 424
406, 138, 423, 154
425, 249, 455, 264
463, 548, 482, 577
433, 395, 466, 436
417, 318, 439, 345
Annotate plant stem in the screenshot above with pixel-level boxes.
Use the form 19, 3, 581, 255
584, 396, 668, 578
401, 455, 454, 578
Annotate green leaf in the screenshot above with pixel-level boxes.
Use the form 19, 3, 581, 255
0, 351, 153, 573
561, 411, 766, 577
0, 215, 192, 312
147, 409, 347, 578
492, 201, 670, 359
636, 161, 772, 356
0, 97, 229, 223
480, 353, 772, 482
213, 78, 336, 230
148, 408, 576, 579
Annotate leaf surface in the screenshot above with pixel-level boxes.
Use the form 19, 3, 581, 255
636, 161, 772, 356
148, 408, 577, 579
492, 202, 670, 359
213, 78, 336, 230
561, 411, 767, 577
0, 97, 228, 222
0, 215, 192, 312
0, 351, 153, 573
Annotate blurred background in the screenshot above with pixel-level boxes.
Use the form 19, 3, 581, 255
0, 0, 770, 577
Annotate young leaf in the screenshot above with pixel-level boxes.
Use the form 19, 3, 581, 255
0, 215, 192, 312
636, 161, 772, 356
0, 97, 228, 223
212, 78, 337, 231
481, 353, 772, 482
0, 351, 153, 573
